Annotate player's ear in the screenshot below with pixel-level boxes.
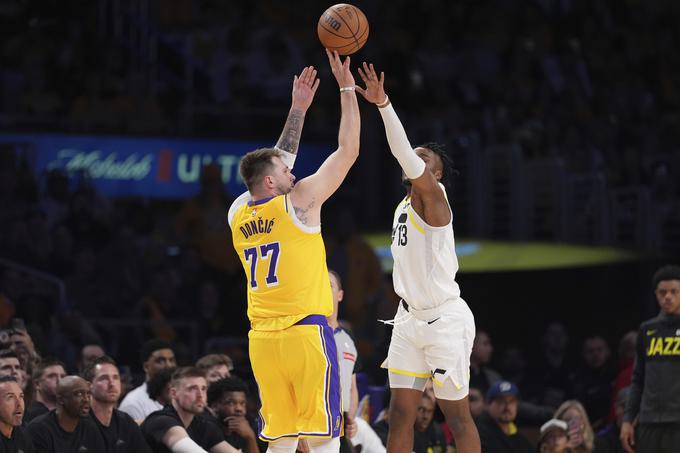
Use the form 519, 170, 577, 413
338, 289, 344, 302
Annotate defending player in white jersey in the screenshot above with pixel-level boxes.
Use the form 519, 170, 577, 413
356, 63, 480, 453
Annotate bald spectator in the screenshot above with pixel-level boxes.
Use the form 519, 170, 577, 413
26, 375, 105, 452
82, 356, 151, 453
0, 376, 33, 452
195, 354, 233, 384
0, 350, 23, 391
24, 359, 66, 423
120, 339, 176, 422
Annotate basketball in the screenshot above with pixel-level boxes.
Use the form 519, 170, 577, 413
317, 4, 369, 55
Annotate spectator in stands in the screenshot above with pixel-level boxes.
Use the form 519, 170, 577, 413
175, 163, 238, 276
196, 354, 233, 384
469, 330, 501, 395
621, 265, 680, 453
596, 387, 628, 453
206, 376, 259, 453
537, 419, 569, 453
0, 350, 24, 391
607, 331, 636, 424
0, 375, 33, 452
82, 355, 151, 453
554, 400, 603, 453
572, 335, 614, 429
475, 380, 533, 453
323, 208, 384, 336
413, 393, 447, 453
468, 387, 485, 419
8, 326, 39, 376
527, 322, 574, 408
141, 367, 235, 452
24, 359, 66, 423
77, 343, 106, 374
498, 347, 528, 395
147, 367, 177, 408
119, 339, 176, 422
26, 375, 105, 452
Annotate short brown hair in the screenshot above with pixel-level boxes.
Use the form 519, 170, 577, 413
81, 355, 117, 383
171, 367, 206, 387
239, 148, 282, 192
196, 354, 233, 371
32, 358, 66, 381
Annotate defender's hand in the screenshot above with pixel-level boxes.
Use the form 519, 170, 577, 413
356, 62, 386, 105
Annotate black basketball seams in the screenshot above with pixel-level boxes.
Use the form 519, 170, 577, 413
334, 6, 361, 49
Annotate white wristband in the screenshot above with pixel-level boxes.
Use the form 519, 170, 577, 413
339, 86, 355, 92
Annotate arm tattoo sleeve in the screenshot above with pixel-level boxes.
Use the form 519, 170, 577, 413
275, 108, 305, 155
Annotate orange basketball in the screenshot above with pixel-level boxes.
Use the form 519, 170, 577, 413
317, 4, 369, 55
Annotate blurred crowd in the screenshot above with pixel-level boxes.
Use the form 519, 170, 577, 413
1, 0, 679, 196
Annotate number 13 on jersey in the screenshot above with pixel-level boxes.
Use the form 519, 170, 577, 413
244, 242, 281, 289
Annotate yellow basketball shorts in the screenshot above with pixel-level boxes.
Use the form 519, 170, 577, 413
249, 315, 342, 442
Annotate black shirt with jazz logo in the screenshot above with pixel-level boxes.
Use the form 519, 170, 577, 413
625, 313, 680, 424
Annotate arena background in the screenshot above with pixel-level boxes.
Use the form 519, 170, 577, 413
1, 0, 679, 417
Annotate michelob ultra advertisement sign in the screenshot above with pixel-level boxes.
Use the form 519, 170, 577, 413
1, 133, 332, 198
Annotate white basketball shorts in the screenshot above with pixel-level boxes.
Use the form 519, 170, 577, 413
383, 298, 475, 400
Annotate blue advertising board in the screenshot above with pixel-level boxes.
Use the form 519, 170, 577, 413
0, 133, 333, 198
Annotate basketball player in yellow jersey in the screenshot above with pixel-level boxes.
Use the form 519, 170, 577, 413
228, 50, 360, 453
356, 62, 480, 453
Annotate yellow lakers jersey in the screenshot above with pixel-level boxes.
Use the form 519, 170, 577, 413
230, 193, 333, 331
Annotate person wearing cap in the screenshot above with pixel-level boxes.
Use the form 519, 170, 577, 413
475, 380, 533, 453
537, 419, 569, 453
119, 339, 177, 422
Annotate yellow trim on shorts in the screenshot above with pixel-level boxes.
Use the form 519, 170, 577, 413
388, 368, 431, 378
408, 208, 426, 235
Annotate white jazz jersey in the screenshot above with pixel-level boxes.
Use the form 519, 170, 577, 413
390, 184, 460, 311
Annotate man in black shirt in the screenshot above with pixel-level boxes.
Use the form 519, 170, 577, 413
413, 393, 446, 453
475, 381, 533, 453
621, 265, 680, 453
82, 355, 151, 453
206, 377, 259, 453
0, 376, 33, 453
24, 359, 66, 424
26, 375, 105, 452
141, 367, 237, 453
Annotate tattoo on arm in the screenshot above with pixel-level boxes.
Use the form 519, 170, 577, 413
294, 199, 315, 225
276, 109, 305, 155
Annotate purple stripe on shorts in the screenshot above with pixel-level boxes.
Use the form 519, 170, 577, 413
320, 323, 342, 438
295, 315, 328, 326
